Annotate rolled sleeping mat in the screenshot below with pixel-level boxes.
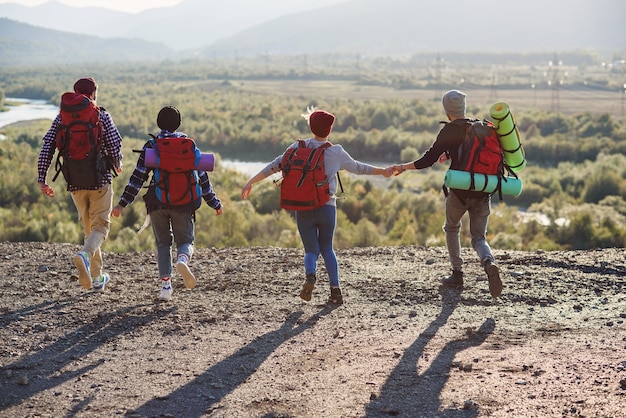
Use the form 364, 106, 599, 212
490, 102, 526, 173
144, 148, 215, 172
444, 169, 523, 196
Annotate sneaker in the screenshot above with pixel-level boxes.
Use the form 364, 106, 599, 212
92, 273, 110, 292
299, 273, 316, 301
175, 257, 196, 289
485, 260, 503, 298
328, 287, 343, 305
441, 270, 464, 290
159, 279, 173, 301
73, 251, 92, 290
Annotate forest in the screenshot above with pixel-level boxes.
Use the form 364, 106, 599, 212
1, 54, 626, 253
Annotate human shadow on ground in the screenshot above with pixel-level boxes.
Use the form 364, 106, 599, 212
131, 305, 337, 418
366, 286, 496, 417
0, 297, 174, 411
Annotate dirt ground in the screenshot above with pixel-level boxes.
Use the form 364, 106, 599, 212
0, 241, 625, 418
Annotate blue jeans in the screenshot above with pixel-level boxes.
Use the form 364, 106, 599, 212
150, 208, 195, 279
444, 192, 494, 272
296, 205, 340, 287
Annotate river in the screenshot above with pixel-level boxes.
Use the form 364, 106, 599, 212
0, 98, 271, 176
0, 98, 393, 183
0, 98, 59, 130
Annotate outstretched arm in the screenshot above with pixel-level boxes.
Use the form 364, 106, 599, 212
241, 170, 270, 199
370, 166, 394, 177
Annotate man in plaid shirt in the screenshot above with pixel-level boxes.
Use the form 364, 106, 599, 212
37, 77, 124, 292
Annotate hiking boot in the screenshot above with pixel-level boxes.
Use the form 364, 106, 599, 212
485, 260, 503, 298
92, 273, 110, 292
441, 270, 464, 290
176, 256, 196, 289
73, 251, 92, 290
299, 273, 316, 301
328, 287, 343, 305
159, 278, 173, 301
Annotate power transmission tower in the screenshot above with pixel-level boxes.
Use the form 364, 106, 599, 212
489, 67, 498, 101
549, 53, 561, 113
434, 53, 443, 99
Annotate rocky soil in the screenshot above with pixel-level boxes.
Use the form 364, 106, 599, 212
0, 241, 625, 418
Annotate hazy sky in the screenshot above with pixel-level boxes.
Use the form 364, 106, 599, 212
0, 0, 183, 13
0, 0, 348, 13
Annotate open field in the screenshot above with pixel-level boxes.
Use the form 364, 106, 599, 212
235, 80, 625, 119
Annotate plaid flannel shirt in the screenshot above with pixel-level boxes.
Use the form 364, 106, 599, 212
37, 108, 123, 191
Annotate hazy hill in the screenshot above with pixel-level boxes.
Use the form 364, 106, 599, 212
207, 0, 626, 56
0, 0, 624, 56
0, 18, 172, 66
0, 0, 350, 50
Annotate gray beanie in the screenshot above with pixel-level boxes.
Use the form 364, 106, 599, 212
442, 90, 466, 118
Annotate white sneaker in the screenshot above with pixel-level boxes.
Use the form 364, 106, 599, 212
176, 258, 196, 289
92, 273, 110, 292
159, 280, 173, 301
73, 251, 92, 290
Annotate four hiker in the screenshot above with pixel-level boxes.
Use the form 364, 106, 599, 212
37, 79, 504, 302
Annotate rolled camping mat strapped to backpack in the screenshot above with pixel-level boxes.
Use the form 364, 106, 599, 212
144, 147, 215, 172
490, 102, 526, 173
444, 169, 523, 196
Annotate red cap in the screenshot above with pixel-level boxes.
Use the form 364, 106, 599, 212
73, 77, 97, 95
309, 110, 335, 138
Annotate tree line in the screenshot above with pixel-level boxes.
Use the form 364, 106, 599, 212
1, 63, 626, 252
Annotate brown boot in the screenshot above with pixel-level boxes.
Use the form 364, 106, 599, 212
441, 270, 464, 290
299, 273, 316, 301
328, 287, 343, 305
484, 260, 502, 298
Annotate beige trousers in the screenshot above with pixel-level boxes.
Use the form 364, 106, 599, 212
70, 184, 113, 278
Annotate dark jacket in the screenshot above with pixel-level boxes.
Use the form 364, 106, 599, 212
412, 118, 489, 200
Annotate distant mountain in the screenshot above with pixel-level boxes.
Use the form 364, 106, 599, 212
0, 0, 624, 58
0, 18, 172, 66
0, 0, 351, 50
206, 0, 626, 56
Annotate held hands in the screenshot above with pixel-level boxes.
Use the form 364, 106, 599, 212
390, 164, 406, 176
381, 166, 394, 178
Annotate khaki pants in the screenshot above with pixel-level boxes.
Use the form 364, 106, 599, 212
70, 184, 113, 278
444, 191, 494, 272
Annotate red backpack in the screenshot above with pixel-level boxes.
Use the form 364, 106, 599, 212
149, 135, 202, 206
450, 119, 509, 196
452, 119, 503, 174
53, 92, 104, 188
280, 140, 332, 211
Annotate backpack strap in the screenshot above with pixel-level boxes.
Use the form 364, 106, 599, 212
296, 141, 329, 188
336, 171, 344, 195
281, 139, 306, 175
